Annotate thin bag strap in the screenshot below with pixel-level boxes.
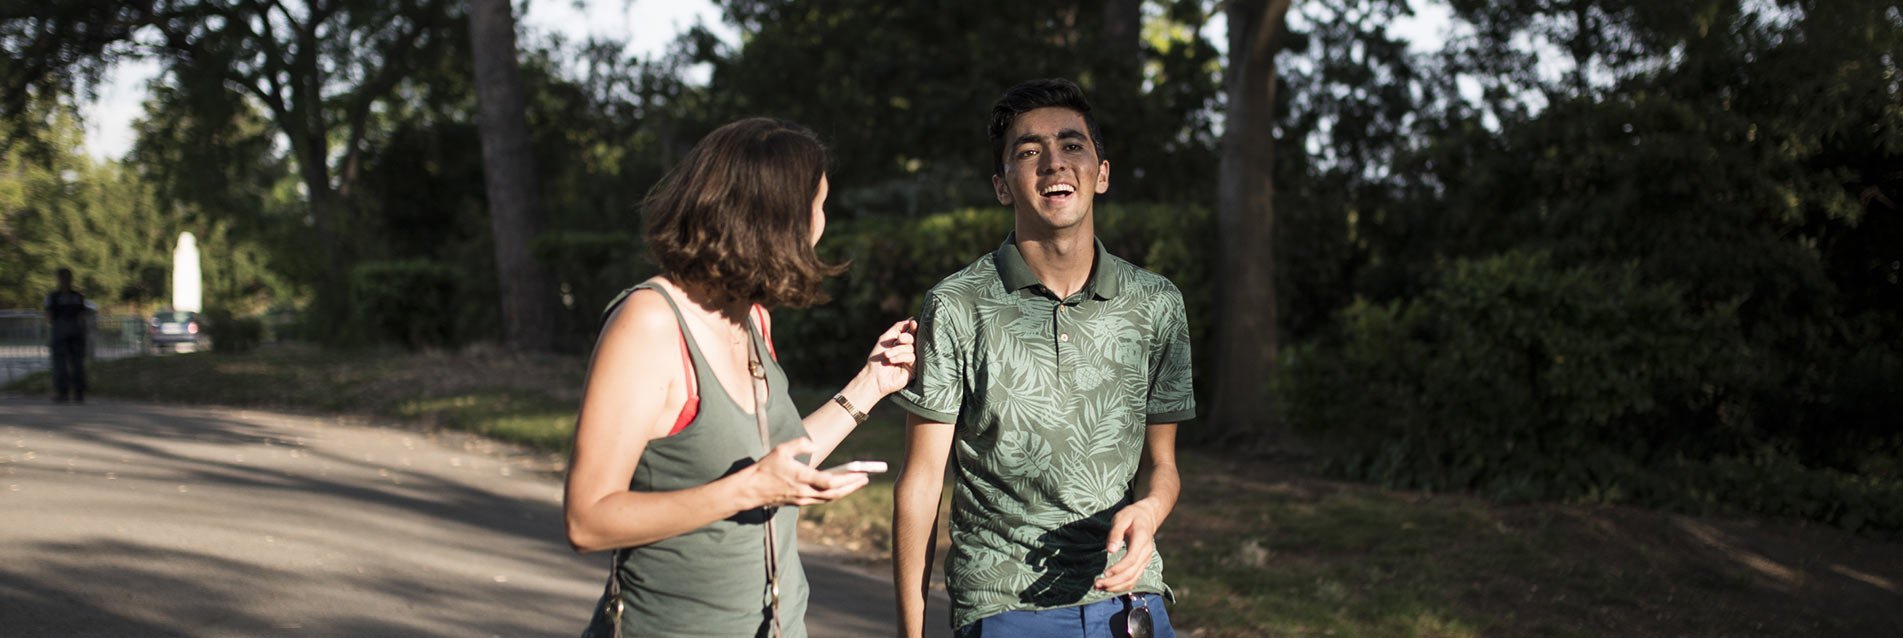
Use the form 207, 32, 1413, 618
753, 304, 777, 361
746, 317, 784, 638
605, 547, 626, 637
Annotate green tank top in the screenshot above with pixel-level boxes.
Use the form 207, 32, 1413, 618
583, 283, 810, 638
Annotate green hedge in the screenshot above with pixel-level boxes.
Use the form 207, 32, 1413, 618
1669, 450, 1903, 533
1281, 250, 1903, 532
202, 307, 264, 353
350, 259, 459, 350
1284, 251, 1747, 496
534, 230, 649, 350
772, 202, 1215, 385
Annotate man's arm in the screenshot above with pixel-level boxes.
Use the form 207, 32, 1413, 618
893, 412, 955, 638
1095, 423, 1181, 593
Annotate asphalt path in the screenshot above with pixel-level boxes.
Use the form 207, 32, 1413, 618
0, 395, 951, 637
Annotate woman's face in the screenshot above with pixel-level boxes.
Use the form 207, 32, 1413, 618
809, 174, 830, 247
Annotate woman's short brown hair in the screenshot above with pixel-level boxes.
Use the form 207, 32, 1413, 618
644, 118, 846, 308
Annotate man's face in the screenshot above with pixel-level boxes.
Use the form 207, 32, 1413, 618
992, 107, 1109, 233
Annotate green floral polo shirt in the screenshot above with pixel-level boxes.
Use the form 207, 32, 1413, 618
892, 234, 1197, 629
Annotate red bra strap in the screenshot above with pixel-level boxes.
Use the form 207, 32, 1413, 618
667, 319, 699, 436
677, 326, 697, 398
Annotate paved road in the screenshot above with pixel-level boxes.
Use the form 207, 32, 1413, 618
0, 395, 951, 637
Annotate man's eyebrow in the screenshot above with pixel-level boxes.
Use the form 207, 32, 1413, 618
1013, 129, 1089, 146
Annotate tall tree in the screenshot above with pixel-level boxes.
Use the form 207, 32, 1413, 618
2, 0, 456, 335
0, 105, 173, 308
1101, 0, 1143, 72
1209, 0, 1292, 448
467, 0, 555, 351
1093, 0, 1144, 124
129, 79, 298, 312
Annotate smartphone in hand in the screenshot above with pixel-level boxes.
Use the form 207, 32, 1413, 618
821, 460, 888, 474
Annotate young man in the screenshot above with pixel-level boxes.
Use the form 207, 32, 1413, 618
45, 267, 90, 403
891, 79, 1196, 638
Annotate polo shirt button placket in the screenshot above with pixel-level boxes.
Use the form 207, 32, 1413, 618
1053, 301, 1072, 386
1056, 300, 1073, 345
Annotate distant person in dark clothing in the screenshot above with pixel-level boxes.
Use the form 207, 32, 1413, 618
45, 267, 89, 403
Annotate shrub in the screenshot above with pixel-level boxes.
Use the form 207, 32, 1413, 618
1283, 251, 1753, 501
350, 260, 459, 350
534, 230, 649, 351
1667, 449, 1903, 534
202, 307, 264, 353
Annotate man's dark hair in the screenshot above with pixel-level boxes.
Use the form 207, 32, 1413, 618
644, 117, 846, 308
987, 78, 1106, 176
55, 267, 72, 283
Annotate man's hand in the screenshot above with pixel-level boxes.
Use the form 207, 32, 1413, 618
1095, 499, 1162, 593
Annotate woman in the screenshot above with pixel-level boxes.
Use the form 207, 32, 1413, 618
565, 118, 916, 637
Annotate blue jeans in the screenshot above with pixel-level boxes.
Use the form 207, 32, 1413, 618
955, 593, 1174, 638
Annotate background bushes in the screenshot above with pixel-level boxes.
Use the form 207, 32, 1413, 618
349, 260, 459, 350
202, 307, 263, 353
533, 230, 648, 350
1282, 251, 1903, 531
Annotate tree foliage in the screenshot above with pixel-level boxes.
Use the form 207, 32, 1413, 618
690, 0, 1227, 217
1281, 0, 1903, 527
3, 0, 459, 334
0, 98, 286, 313
0, 123, 170, 307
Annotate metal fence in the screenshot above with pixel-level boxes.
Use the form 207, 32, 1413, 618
0, 309, 151, 384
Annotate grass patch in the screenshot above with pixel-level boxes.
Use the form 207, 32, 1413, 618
1163, 456, 1903, 637
11, 347, 1902, 637
7, 344, 586, 451
390, 389, 577, 450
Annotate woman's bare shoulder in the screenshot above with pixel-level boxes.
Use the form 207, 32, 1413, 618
599, 280, 683, 350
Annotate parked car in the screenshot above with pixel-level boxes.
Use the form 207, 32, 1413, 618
148, 311, 202, 351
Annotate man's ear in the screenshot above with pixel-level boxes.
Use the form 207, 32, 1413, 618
1095, 160, 1110, 194
993, 174, 1014, 206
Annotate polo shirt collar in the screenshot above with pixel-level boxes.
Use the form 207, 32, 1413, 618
992, 232, 1123, 300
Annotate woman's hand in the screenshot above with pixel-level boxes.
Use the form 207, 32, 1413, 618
864, 318, 918, 396
746, 437, 871, 508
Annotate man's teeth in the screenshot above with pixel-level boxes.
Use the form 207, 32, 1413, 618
1041, 185, 1075, 195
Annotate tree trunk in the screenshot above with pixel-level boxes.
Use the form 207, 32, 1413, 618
1101, 0, 1143, 72
291, 133, 352, 340
468, 0, 556, 352
1209, 0, 1291, 449
1096, 0, 1145, 145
